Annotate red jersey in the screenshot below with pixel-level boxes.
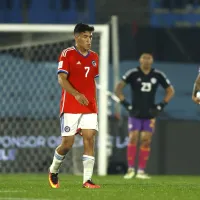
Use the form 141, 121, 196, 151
57, 46, 99, 115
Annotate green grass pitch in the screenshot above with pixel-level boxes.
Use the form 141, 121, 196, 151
0, 174, 200, 200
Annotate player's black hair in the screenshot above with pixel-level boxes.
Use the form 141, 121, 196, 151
140, 51, 153, 55
74, 23, 94, 34
140, 52, 154, 58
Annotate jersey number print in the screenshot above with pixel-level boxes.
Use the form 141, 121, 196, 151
84, 67, 90, 77
141, 82, 152, 92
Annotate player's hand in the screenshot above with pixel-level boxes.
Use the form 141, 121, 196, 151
120, 99, 132, 112
74, 93, 89, 106
120, 100, 141, 116
192, 96, 200, 104
149, 102, 167, 117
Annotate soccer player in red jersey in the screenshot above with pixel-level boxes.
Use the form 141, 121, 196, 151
48, 23, 100, 189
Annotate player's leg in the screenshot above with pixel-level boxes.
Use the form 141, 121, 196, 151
82, 129, 98, 188
49, 135, 75, 173
49, 114, 80, 188
79, 114, 100, 188
136, 119, 155, 179
124, 117, 141, 179
49, 135, 75, 188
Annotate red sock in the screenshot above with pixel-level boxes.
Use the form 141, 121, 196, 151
138, 147, 150, 170
127, 144, 136, 168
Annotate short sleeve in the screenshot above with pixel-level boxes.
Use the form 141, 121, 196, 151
94, 54, 99, 78
122, 69, 134, 83
57, 49, 70, 75
157, 71, 171, 89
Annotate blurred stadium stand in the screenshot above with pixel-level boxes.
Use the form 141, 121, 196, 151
0, 0, 95, 24
151, 0, 200, 27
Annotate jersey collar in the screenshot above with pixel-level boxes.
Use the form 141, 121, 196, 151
74, 45, 90, 58
138, 66, 154, 75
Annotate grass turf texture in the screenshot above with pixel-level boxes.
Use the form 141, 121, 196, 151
0, 174, 200, 200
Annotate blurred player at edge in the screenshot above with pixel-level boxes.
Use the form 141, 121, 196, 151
48, 23, 100, 189
115, 53, 175, 179
192, 68, 200, 104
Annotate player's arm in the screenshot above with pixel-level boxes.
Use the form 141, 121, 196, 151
192, 74, 200, 104
161, 72, 174, 103
152, 72, 175, 115
58, 73, 78, 96
115, 80, 126, 101
158, 71, 175, 103
57, 50, 89, 106
163, 85, 175, 104
58, 73, 89, 105
115, 80, 132, 111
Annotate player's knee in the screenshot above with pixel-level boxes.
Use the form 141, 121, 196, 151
129, 137, 138, 145
129, 133, 138, 145
128, 131, 139, 144
140, 138, 151, 148
83, 130, 96, 141
83, 135, 95, 155
83, 136, 95, 146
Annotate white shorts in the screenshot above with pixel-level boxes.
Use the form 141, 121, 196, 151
60, 113, 98, 136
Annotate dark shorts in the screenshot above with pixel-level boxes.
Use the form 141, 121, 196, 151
128, 117, 155, 133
